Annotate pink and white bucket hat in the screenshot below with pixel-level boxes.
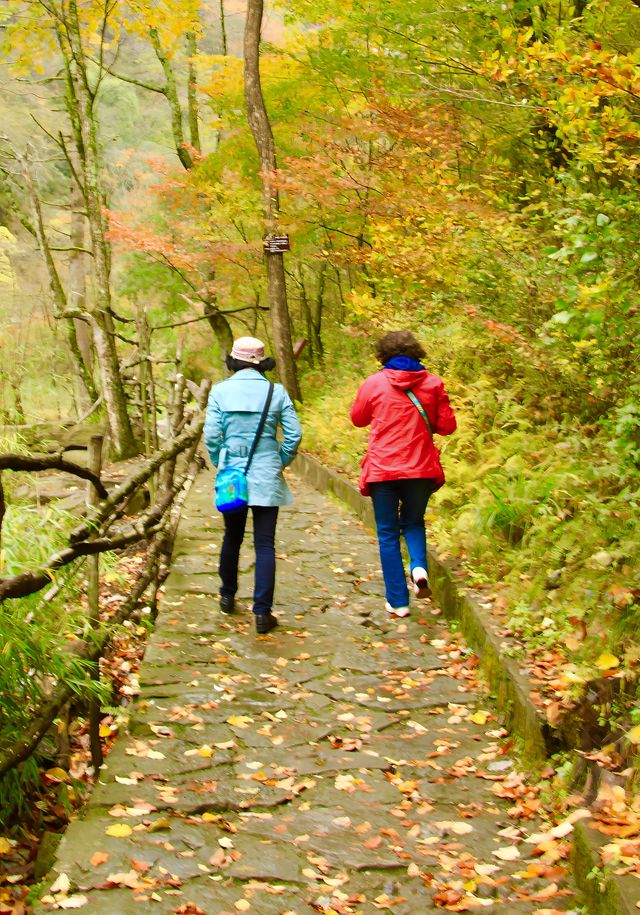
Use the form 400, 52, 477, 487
230, 336, 266, 364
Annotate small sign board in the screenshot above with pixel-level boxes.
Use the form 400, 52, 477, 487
264, 233, 290, 253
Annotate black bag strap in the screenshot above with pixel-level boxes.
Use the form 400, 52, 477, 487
405, 389, 433, 437
244, 382, 274, 474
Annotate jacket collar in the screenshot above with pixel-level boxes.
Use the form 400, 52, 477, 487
229, 368, 266, 381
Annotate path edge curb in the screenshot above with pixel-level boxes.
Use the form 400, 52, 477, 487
293, 450, 632, 914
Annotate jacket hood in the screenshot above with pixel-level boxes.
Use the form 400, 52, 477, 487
381, 368, 428, 391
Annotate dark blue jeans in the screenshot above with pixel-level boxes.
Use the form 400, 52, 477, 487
219, 506, 279, 615
370, 479, 435, 609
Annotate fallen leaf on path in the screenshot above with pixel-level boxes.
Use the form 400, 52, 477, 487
49, 874, 71, 895
226, 715, 253, 728
470, 711, 490, 725
363, 836, 382, 849
105, 824, 132, 838
493, 845, 520, 861
528, 883, 559, 902
89, 851, 109, 867
435, 820, 474, 836
106, 870, 142, 888
56, 895, 89, 909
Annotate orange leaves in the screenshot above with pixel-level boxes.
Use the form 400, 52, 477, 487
363, 835, 382, 849
104, 210, 198, 271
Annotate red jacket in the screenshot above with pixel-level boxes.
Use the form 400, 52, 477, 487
350, 368, 457, 495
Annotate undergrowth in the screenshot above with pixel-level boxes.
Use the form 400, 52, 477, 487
299, 314, 640, 701
0, 443, 109, 826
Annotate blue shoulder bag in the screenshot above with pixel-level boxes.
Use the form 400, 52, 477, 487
214, 382, 274, 513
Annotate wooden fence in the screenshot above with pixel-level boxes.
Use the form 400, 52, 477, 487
0, 378, 211, 781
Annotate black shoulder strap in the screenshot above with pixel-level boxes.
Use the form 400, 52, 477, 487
244, 382, 274, 473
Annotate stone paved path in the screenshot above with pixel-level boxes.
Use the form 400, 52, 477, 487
37, 470, 579, 914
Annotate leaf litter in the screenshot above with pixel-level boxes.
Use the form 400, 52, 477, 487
29, 485, 583, 912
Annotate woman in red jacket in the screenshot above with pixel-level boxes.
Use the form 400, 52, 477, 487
350, 330, 457, 617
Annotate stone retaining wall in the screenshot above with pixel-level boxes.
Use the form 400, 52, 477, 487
292, 450, 639, 915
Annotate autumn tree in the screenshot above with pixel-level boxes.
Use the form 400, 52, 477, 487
2, 0, 138, 458
243, 0, 301, 400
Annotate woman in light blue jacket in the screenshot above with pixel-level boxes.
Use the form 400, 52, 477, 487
204, 337, 302, 634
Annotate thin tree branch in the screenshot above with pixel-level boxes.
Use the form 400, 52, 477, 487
0, 454, 108, 498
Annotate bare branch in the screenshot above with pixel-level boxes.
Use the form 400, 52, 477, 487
0, 453, 108, 498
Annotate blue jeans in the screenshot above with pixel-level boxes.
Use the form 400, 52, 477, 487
219, 506, 279, 615
370, 479, 435, 608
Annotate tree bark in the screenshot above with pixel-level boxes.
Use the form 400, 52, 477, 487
219, 0, 228, 56
69, 179, 97, 404
243, 0, 301, 401
203, 300, 234, 358
150, 27, 193, 170
0, 453, 107, 497
186, 31, 201, 153
65, 0, 138, 459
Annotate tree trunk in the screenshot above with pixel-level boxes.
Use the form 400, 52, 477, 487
203, 300, 234, 360
66, 1, 137, 459
23, 152, 98, 406
298, 265, 315, 367
243, 0, 301, 401
219, 0, 228, 56
186, 32, 201, 153
313, 263, 326, 362
69, 180, 97, 405
150, 27, 193, 170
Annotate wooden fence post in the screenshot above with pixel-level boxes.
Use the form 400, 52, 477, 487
87, 434, 104, 771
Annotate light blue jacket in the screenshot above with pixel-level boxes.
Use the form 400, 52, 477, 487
204, 369, 302, 507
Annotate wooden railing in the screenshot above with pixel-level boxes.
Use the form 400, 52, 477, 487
0, 379, 211, 780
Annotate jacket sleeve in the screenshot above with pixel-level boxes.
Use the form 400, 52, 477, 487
203, 389, 223, 467
279, 390, 303, 467
350, 380, 373, 427
434, 382, 457, 436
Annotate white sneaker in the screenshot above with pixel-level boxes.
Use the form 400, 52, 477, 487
411, 567, 431, 599
385, 602, 410, 618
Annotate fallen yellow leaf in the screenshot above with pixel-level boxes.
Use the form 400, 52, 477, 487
627, 724, 640, 744
226, 715, 254, 729
45, 767, 69, 782
105, 824, 132, 838
470, 711, 489, 725
595, 652, 620, 671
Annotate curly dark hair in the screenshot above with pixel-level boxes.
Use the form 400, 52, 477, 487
225, 355, 276, 374
375, 330, 425, 364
